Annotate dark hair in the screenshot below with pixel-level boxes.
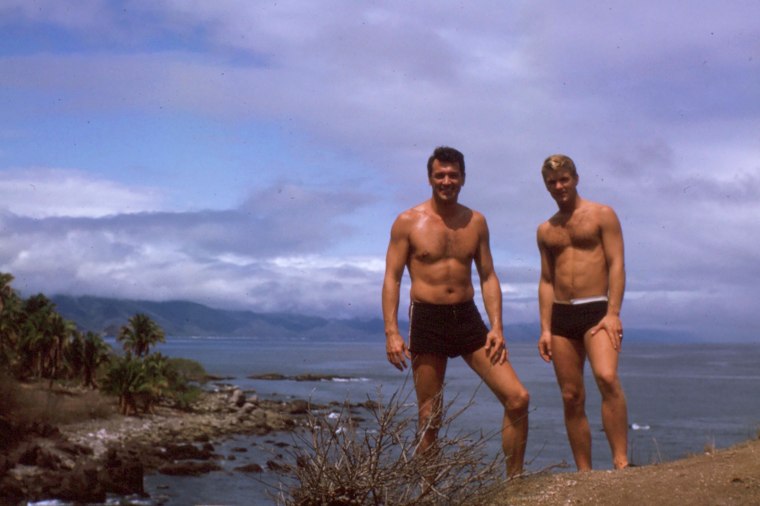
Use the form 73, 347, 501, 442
427, 146, 465, 178
541, 154, 578, 179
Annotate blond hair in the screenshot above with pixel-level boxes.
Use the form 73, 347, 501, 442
541, 154, 578, 178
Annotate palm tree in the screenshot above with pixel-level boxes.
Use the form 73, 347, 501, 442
46, 312, 76, 386
0, 272, 15, 314
117, 314, 165, 358
18, 294, 56, 377
0, 292, 22, 370
141, 352, 171, 413
64, 330, 85, 380
102, 354, 148, 415
0, 273, 21, 369
82, 331, 111, 388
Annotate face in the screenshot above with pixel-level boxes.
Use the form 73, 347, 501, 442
429, 159, 464, 202
543, 169, 578, 204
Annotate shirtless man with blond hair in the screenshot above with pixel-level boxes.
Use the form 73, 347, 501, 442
383, 146, 529, 477
537, 154, 629, 470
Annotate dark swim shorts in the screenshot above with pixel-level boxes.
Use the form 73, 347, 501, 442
409, 299, 489, 358
551, 300, 608, 340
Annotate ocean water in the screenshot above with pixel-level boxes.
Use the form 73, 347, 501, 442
98, 338, 760, 505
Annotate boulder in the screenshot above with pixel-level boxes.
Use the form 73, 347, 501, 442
235, 463, 263, 473
162, 442, 217, 461
287, 399, 310, 415
229, 388, 246, 408
104, 447, 145, 496
159, 461, 222, 476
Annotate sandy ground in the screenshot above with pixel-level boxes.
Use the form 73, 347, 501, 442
487, 438, 760, 506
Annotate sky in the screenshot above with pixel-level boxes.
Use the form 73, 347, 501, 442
0, 1, 758, 341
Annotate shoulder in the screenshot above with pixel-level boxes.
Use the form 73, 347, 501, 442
391, 203, 427, 232
537, 212, 559, 237
587, 201, 620, 222
467, 206, 486, 223
464, 206, 490, 233
583, 201, 622, 233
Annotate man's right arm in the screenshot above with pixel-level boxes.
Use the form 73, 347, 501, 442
382, 214, 412, 370
537, 226, 555, 363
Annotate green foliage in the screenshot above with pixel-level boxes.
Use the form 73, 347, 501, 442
0, 272, 204, 416
101, 349, 206, 415
164, 357, 206, 410
117, 313, 166, 357
167, 357, 207, 383
82, 331, 112, 388
102, 354, 149, 415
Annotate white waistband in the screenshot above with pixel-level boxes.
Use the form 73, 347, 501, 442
555, 295, 608, 305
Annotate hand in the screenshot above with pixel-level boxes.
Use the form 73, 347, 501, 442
590, 314, 623, 351
386, 332, 411, 371
485, 329, 508, 365
538, 331, 552, 363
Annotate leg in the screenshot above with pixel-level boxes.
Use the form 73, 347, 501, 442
411, 352, 447, 455
585, 329, 629, 469
463, 348, 530, 477
551, 335, 592, 471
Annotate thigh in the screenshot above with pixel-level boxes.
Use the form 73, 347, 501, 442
584, 328, 620, 380
412, 353, 448, 405
463, 347, 527, 405
551, 335, 586, 391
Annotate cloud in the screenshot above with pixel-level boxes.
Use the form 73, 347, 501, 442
0, 169, 378, 316
0, 2, 759, 340
0, 168, 164, 217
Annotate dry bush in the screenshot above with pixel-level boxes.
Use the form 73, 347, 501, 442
4, 380, 116, 426
277, 382, 507, 506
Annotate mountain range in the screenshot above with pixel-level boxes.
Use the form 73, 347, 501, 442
50, 295, 694, 342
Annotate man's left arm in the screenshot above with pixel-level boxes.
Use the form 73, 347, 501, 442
474, 215, 507, 364
591, 206, 626, 350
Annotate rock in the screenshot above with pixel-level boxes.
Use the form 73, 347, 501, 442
18, 443, 62, 470
229, 388, 246, 408
55, 461, 107, 503
0, 475, 25, 504
159, 461, 222, 476
235, 463, 264, 473
162, 442, 217, 461
358, 400, 382, 410
266, 460, 292, 473
288, 399, 310, 415
265, 411, 293, 431
247, 373, 287, 380
104, 448, 145, 496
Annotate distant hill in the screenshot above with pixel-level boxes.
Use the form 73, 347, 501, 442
50, 295, 695, 343
51, 295, 390, 341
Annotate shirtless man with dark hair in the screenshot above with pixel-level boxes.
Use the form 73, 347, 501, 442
383, 146, 529, 477
537, 154, 629, 471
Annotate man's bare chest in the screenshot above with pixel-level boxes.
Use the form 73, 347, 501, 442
544, 220, 600, 252
409, 225, 478, 263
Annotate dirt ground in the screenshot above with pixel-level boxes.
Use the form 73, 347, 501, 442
487, 438, 760, 506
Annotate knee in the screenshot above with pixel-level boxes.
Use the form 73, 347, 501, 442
561, 387, 585, 410
594, 371, 622, 396
506, 388, 530, 413
418, 400, 442, 424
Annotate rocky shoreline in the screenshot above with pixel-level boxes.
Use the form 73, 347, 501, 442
1, 382, 372, 505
